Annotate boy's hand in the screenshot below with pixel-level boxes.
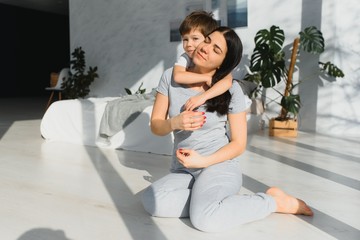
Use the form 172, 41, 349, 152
205, 72, 215, 86
184, 95, 207, 111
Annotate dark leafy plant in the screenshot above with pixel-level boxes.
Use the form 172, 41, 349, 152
62, 47, 99, 99
245, 25, 344, 120
247, 26, 286, 88
124, 82, 146, 95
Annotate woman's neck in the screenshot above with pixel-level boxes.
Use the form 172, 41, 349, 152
192, 65, 215, 75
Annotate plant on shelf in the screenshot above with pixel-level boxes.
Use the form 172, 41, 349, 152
62, 47, 99, 99
244, 25, 344, 137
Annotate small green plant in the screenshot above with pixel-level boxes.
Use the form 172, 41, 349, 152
62, 47, 99, 99
124, 82, 146, 95
245, 25, 344, 120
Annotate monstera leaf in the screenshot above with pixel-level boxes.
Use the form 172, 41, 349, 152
280, 93, 301, 118
254, 25, 285, 53
299, 26, 325, 54
319, 61, 345, 78
249, 26, 286, 88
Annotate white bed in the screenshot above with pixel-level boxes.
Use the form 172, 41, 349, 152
41, 93, 263, 156
41, 95, 174, 155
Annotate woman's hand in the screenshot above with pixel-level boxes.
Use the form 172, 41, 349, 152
176, 149, 208, 168
171, 111, 206, 131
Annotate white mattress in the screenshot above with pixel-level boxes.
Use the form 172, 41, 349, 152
40, 97, 174, 155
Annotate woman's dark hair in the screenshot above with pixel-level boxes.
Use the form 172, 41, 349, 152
206, 27, 243, 115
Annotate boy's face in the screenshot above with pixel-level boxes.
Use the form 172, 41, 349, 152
181, 28, 205, 58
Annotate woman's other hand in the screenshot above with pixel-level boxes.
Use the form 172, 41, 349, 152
171, 111, 206, 131
176, 149, 208, 168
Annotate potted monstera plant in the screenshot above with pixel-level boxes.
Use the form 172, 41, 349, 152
244, 25, 344, 137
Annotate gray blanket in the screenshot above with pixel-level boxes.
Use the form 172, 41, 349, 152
99, 94, 154, 138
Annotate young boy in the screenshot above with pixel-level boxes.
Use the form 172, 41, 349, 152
173, 10, 233, 111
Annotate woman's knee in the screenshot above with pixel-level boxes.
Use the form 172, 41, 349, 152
190, 212, 220, 232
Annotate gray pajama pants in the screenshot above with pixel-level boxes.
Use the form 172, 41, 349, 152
141, 159, 276, 232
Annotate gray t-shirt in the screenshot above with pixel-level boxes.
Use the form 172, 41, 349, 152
174, 53, 195, 69
157, 67, 247, 172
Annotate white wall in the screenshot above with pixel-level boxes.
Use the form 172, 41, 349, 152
316, 0, 360, 137
69, 0, 360, 137
69, 0, 184, 97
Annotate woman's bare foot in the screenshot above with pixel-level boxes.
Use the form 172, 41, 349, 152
266, 187, 313, 216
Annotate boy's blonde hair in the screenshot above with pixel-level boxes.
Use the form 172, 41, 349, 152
179, 10, 218, 37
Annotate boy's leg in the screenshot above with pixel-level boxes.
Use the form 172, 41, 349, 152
142, 172, 194, 218
190, 160, 276, 232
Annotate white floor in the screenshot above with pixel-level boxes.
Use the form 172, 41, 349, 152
0, 98, 359, 240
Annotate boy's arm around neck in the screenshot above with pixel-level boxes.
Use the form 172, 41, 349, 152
173, 65, 212, 84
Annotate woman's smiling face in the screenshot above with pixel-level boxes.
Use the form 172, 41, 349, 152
192, 31, 228, 73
